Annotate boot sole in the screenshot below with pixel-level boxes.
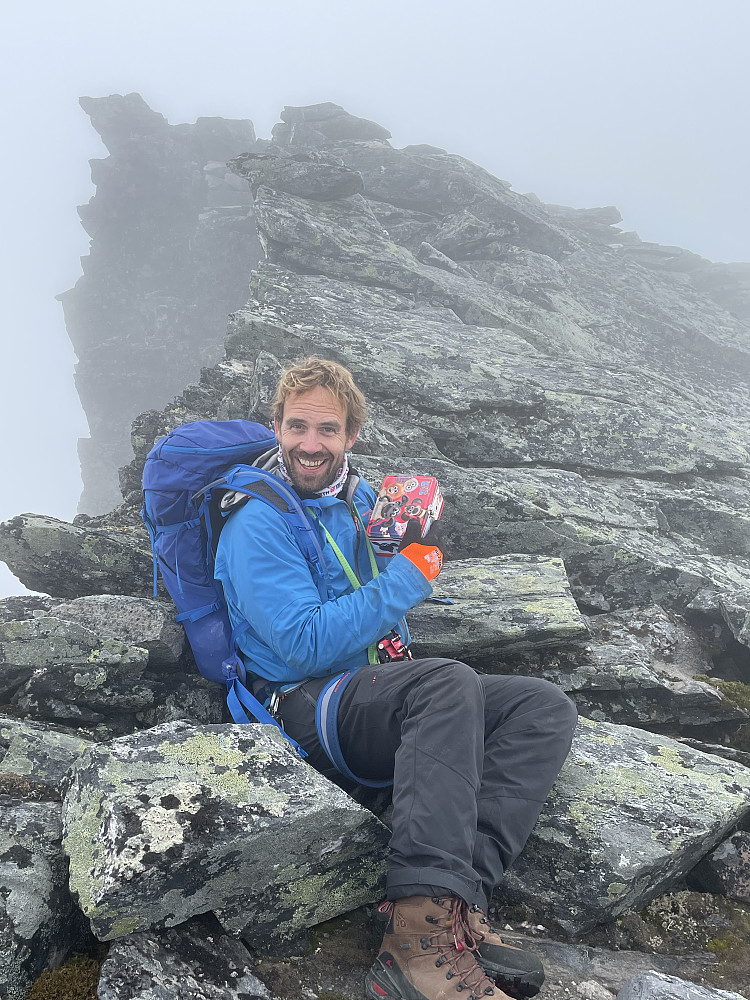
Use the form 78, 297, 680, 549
476, 956, 544, 999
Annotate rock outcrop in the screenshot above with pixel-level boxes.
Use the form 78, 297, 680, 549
1, 98, 750, 997
59, 93, 262, 513
62, 722, 389, 948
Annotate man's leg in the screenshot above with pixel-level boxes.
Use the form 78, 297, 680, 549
471, 672, 578, 907
340, 657, 489, 906
464, 673, 577, 994
277, 660, 576, 1000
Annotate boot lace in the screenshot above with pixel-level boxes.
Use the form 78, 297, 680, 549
424, 897, 495, 998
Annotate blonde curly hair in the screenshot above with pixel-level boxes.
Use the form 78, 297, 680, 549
272, 357, 367, 437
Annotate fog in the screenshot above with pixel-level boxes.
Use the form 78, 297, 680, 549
1, 0, 748, 597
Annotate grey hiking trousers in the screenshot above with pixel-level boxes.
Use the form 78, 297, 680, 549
276, 657, 578, 911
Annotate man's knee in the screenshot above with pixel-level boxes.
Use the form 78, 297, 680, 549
409, 657, 482, 690
482, 673, 577, 725
403, 658, 484, 713
532, 677, 578, 725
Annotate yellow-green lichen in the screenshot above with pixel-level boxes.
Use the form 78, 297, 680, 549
157, 732, 252, 803
105, 913, 142, 940
606, 881, 628, 901
649, 745, 690, 776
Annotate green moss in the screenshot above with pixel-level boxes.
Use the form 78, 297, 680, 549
695, 678, 750, 750
709, 680, 750, 712
606, 881, 628, 901
25, 955, 100, 1000
707, 934, 743, 956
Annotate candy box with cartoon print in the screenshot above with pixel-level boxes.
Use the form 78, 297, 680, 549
366, 475, 444, 557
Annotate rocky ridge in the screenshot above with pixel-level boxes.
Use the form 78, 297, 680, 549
58, 92, 262, 513
2, 99, 750, 999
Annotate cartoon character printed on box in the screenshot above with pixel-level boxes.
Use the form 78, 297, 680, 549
369, 499, 407, 542
398, 496, 427, 528
384, 480, 407, 503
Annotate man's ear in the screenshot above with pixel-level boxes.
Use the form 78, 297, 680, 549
346, 427, 360, 450
274, 416, 281, 439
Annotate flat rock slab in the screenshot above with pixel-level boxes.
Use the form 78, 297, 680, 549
409, 555, 588, 658
62, 721, 389, 948
497, 718, 750, 935
52, 595, 185, 665
497, 933, 717, 996
97, 916, 271, 1000
616, 971, 747, 1000
229, 152, 365, 201
0, 513, 152, 598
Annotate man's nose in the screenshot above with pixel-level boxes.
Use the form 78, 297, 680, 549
299, 430, 324, 453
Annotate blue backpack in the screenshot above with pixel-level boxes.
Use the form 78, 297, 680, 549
141, 418, 390, 787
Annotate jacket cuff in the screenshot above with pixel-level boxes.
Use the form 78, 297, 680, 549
389, 551, 434, 602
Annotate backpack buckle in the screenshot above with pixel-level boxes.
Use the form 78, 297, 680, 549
377, 631, 412, 663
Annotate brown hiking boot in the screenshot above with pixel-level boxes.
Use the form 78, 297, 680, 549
365, 896, 507, 1000
466, 906, 544, 998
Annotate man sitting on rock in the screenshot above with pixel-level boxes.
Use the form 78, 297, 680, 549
214, 356, 578, 1000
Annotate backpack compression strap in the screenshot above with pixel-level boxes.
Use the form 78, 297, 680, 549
315, 670, 392, 788
223, 642, 309, 759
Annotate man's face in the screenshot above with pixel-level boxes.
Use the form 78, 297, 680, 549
275, 386, 359, 497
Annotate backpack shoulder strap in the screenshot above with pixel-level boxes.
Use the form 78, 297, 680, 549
202, 465, 335, 601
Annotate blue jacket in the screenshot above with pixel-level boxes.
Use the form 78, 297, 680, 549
214, 475, 433, 683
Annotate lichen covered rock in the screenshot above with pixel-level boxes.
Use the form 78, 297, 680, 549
497, 718, 750, 934
0, 795, 88, 1000
687, 832, 750, 905
0, 514, 152, 598
62, 722, 389, 947
408, 554, 588, 658
97, 916, 271, 1000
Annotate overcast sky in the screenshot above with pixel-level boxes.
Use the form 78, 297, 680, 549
1, 0, 749, 597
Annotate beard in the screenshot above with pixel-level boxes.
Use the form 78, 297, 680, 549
283, 447, 341, 498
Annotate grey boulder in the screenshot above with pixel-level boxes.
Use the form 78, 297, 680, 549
0, 795, 88, 1000
0, 513, 152, 598
497, 718, 750, 934
616, 971, 747, 1000
229, 151, 365, 201
62, 721, 389, 948
97, 916, 272, 1000
0, 607, 223, 740
52, 594, 185, 665
687, 831, 750, 904
0, 723, 92, 787
408, 554, 588, 659
506, 605, 749, 734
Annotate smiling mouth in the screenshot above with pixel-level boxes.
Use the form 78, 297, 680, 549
296, 456, 328, 471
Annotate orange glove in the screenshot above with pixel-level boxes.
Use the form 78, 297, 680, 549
398, 519, 444, 582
